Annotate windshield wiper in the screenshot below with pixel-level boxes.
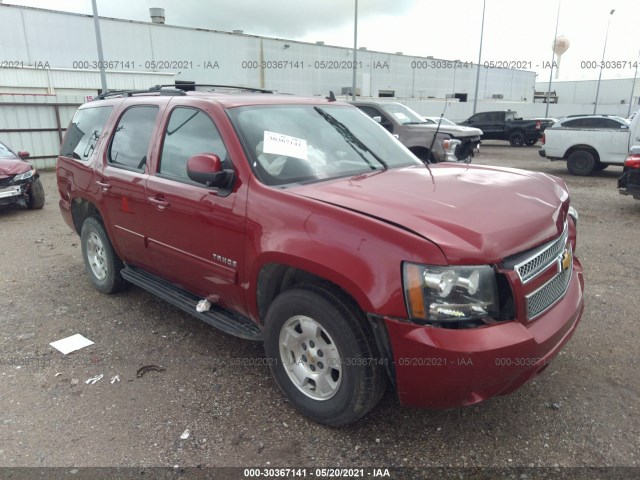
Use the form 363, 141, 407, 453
314, 107, 388, 171
404, 121, 428, 125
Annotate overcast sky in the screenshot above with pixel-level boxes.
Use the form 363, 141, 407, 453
7, 0, 640, 82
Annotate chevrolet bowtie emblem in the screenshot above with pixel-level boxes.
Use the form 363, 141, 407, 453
561, 247, 572, 272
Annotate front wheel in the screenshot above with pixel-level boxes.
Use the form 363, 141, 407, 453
80, 217, 126, 294
26, 178, 45, 209
264, 284, 387, 426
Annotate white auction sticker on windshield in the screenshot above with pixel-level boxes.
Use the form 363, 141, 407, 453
263, 131, 308, 160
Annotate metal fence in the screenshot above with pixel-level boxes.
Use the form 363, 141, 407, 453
0, 95, 81, 170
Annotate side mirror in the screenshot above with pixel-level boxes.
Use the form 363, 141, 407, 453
187, 153, 230, 188
372, 116, 382, 123
18, 151, 30, 160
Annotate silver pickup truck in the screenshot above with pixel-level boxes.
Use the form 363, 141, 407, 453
539, 114, 640, 176
351, 101, 482, 163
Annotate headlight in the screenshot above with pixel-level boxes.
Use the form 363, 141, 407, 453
403, 263, 499, 323
442, 138, 461, 154
568, 205, 578, 227
12, 169, 35, 182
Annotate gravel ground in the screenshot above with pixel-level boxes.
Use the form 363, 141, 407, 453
0, 144, 638, 473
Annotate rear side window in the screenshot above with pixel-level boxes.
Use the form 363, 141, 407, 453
159, 107, 228, 180
108, 106, 159, 171
561, 119, 584, 128
599, 118, 627, 129
60, 106, 112, 161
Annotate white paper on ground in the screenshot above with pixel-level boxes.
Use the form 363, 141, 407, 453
49, 334, 94, 355
263, 131, 308, 160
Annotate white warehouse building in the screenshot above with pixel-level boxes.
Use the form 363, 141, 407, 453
0, 3, 535, 101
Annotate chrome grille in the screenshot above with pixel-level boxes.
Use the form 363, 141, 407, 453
525, 250, 572, 320
515, 225, 568, 284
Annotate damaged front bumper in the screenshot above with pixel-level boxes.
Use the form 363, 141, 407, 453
383, 257, 584, 408
444, 136, 480, 163
0, 171, 38, 207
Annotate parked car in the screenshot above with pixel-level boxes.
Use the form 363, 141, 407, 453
458, 110, 546, 146
618, 146, 640, 200
0, 140, 45, 209
350, 101, 480, 162
539, 114, 640, 176
57, 85, 584, 426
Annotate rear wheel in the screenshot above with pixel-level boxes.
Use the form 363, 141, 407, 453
264, 284, 387, 426
80, 217, 126, 294
509, 131, 525, 147
26, 178, 45, 209
567, 150, 596, 176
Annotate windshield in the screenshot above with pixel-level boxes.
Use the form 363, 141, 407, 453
425, 117, 457, 126
380, 103, 426, 125
0, 142, 17, 158
229, 104, 421, 186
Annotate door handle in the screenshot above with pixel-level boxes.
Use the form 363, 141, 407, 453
95, 180, 111, 191
148, 196, 170, 209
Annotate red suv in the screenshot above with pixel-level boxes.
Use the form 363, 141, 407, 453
56, 85, 584, 426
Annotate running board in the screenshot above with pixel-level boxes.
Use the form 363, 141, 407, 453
120, 266, 262, 341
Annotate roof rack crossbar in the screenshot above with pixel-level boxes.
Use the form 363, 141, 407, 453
152, 84, 274, 93
94, 88, 187, 101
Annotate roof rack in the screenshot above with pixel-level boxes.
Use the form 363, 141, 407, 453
94, 87, 187, 100
565, 113, 614, 118
151, 84, 274, 94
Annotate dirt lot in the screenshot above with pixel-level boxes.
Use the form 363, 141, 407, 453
0, 144, 638, 473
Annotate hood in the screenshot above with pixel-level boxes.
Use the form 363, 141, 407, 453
407, 123, 482, 138
0, 158, 31, 178
293, 164, 569, 264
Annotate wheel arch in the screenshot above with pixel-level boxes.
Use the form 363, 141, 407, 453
408, 146, 434, 162
254, 259, 375, 325
564, 145, 600, 163
70, 197, 104, 235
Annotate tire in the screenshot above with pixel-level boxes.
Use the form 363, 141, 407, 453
594, 162, 608, 171
525, 139, 538, 146
412, 148, 435, 163
26, 178, 45, 210
509, 131, 525, 147
80, 216, 126, 294
263, 284, 387, 426
567, 150, 596, 176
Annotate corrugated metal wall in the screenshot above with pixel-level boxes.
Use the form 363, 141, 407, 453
0, 70, 174, 170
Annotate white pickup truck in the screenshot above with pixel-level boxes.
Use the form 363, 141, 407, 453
539, 114, 640, 175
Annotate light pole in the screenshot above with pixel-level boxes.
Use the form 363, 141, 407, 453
593, 9, 615, 114
352, 0, 358, 101
452, 59, 460, 97
472, 0, 486, 114
627, 50, 639, 118
91, 0, 108, 93
545, 1, 561, 118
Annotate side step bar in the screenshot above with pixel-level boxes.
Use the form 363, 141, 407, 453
120, 266, 262, 341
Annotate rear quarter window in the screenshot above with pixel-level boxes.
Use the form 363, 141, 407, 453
108, 106, 159, 171
60, 106, 113, 161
